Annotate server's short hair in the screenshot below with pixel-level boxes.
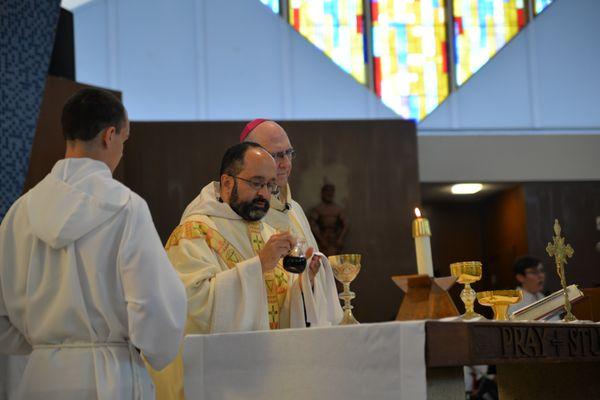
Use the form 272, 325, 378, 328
61, 88, 126, 141
514, 255, 542, 276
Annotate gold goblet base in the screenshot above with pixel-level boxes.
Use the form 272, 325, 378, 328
340, 309, 359, 325
338, 286, 359, 325
477, 290, 523, 321
459, 311, 484, 321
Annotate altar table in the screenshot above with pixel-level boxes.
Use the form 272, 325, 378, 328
183, 321, 427, 400
183, 320, 600, 400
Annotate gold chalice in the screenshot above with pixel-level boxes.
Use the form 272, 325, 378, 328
477, 290, 523, 321
450, 261, 483, 320
328, 254, 361, 325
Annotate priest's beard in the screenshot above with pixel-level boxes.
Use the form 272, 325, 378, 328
229, 182, 270, 221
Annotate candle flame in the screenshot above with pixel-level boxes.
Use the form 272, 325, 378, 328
415, 207, 421, 218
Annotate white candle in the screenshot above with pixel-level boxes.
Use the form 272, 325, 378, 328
412, 208, 434, 277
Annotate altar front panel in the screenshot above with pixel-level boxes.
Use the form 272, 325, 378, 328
183, 322, 427, 400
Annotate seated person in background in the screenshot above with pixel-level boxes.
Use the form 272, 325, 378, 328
150, 142, 341, 399
508, 255, 547, 314
465, 365, 498, 400
240, 119, 342, 319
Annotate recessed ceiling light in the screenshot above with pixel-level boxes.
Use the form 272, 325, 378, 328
451, 183, 483, 195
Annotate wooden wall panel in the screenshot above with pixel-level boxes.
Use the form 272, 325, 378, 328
482, 186, 529, 290
424, 183, 600, 300
422, 202, 485, 278
423, 187, 528, 290
524, 182, 600, 291
125, 120, 420, 322
422, 186, 528, 318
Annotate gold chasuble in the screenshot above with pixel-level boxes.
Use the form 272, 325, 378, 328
166, 220, 243, 266
166, 220, 289, 329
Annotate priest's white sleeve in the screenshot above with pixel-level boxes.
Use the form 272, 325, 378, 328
118, 196, 186, 371
167, 237, 268, 334
212, 256, 268, 333
289, 255, 343, 328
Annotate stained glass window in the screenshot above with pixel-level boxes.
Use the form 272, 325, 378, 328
534, 0, 553, 15
260, 0, 280, 14
453, 0, 526, 86
371, 0, 449, 120
289, 0, 367, 84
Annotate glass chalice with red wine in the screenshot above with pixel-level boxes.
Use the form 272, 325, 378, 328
283, 238, 308, 273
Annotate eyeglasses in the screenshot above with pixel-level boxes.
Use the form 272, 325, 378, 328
231, 175, 279, 195
270, 148, 296, 161
525, 268, 545, 276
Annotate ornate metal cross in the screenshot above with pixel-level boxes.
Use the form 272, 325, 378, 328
546, 219, 576, 322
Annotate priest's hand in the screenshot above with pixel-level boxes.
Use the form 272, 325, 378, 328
259, 232, 294, 273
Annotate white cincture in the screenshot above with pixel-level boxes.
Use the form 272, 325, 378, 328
33, 341, 143, 400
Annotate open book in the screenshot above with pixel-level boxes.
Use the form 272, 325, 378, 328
510, 284, 584, 321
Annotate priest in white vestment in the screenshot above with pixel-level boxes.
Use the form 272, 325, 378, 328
150, 142, 341, 399
240, 119, 342, 282
0, 88, 187, 400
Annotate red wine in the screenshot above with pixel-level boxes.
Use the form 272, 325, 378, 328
283, 256, 307, 273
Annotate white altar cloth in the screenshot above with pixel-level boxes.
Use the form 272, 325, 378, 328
183, 321, 427, 400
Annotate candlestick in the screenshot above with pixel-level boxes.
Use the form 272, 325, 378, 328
412, 208, 434, 277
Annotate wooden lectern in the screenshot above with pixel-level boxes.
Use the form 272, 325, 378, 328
392, 274, 459, 320
572, 287, 600, 322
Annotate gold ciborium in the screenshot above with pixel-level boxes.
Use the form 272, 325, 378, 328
450, 261, 483, 320
477, 290, 523, 321
328, 254, 361, 325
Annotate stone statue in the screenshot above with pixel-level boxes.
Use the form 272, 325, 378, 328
309, 184, 348, 256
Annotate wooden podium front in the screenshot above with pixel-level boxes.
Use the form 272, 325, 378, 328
426, 321, 600, 399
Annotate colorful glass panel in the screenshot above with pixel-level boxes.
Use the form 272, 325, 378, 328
371, 0, 449, 120
453, 0, 526, 86
260, 0, 280, 14
289, 0, 367, 84
534, 0, 553, 15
